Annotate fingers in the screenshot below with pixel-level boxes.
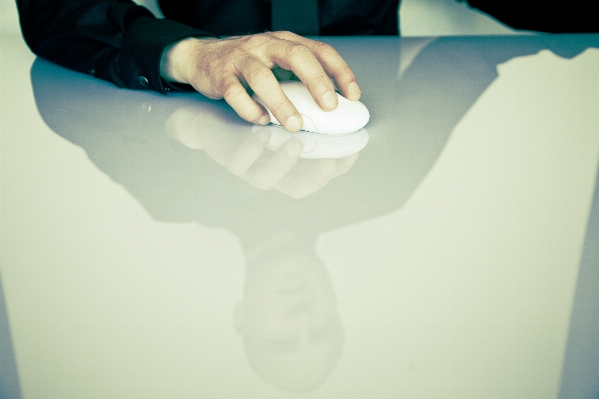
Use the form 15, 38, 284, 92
261, 38, 339, 111
275, 159, 338, 199
310, 41, 361, 101
226, 129, 272, 176
220, 77, 271, 125
269, 31, 361, 101
165, 106, 203, 149
236, 58, 303, 132
200, 129, 272, 178
244, 138, 304, 190
175, 32, 361, 131
330, 153, 360, 178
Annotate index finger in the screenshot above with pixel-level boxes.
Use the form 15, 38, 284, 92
236, 57, 304, 132
262, 37, 339, 111
269, 32, 361, 101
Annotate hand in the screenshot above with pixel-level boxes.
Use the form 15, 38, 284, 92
160, 31, 362, 132
165, 105, 359, 198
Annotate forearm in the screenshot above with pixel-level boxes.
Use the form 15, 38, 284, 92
17, 0, 214, 92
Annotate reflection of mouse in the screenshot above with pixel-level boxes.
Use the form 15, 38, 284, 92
252, 81, 370, 134
252, 124, 369, 159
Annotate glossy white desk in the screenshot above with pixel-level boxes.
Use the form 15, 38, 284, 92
1, 34, 599, 399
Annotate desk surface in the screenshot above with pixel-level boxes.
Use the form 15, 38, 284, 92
1, 34, 599, 399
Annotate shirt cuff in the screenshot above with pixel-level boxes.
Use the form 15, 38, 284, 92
121, 17, 216, 93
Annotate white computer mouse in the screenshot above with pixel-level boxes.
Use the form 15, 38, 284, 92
252, 80, 370, 135
251, 124, 369, 159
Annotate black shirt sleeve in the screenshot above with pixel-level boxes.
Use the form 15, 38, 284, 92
461, 0, 599, 33
17, 0, 216, 93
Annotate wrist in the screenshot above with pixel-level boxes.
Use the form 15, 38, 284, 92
160, 37, 216, 84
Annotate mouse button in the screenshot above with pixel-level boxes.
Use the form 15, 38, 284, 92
300, 114, 318, 133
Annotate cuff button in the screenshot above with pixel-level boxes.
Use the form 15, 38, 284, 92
138, 76, 150, 87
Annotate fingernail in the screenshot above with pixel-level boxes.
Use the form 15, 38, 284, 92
287, 141, 302, 157
258, 130, 271, 143
285, 115, 302, 132
322, 91, 337, 110
348, 82, 361, 99
258, 114, 271, 125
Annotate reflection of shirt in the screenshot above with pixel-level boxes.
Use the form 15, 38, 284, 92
17, 0, 599, 95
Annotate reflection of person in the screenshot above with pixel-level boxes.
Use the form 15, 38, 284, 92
30, 58, 358, 390
234, 231, 343, 392
30, 34, 599, 390
16, 0, 599, 132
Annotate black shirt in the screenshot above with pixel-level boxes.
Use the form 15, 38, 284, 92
16, 0, 599, 94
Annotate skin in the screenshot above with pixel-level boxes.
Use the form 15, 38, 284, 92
160, 31, 362, 132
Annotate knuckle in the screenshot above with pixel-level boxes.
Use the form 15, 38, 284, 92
228, 46, 248, 62
286, 43, 311, 59
194, 81, 223, 100
331, 66, 354, 83
290, 32, 305, 42
268, 97, 290, 115
222, 82, 244, 101
207, 77, 224, 98
243, 33, 270, 48
245, 108, 265, 123
314, 41, 332, 53
315, 42, 339, 58
246, 65, 271, 86
276, 30, 295, 40
197, 59, 231, 98
204, 91, 223, 100
223, 85, 263, 122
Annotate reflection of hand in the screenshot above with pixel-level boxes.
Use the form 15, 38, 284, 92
166, 106, 358, 199
231, 131, 358, 199
277, 156, 357, 199
160, 32, 361, 132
